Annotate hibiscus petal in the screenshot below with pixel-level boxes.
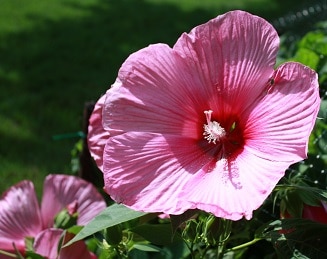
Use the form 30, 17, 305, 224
243, 62, 320, 162
0, 181, 42, 252
179, 149, 289, 220
103, 44, 205, 138
87, 94, 109, 171
33, 229, 63, 259
41, 174, 106, 228
103, 132, 219, 214
34, 229, 95, 259
173, 10, 279, 115
59, 231, 96, 259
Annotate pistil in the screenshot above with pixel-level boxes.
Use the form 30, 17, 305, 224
203, 110, 226, 144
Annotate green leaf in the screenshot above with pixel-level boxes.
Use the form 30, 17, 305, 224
276, 183, 327, 207
318, 99, 327, 120
25, 251, 45, 259
65, 203, 146, 247
297, 184, 327, 205
256, 219, 327, 258
298, 189, 321, 207
131, 223, 180, 246
293, 48, 320, 70
104, 224, 122, 245
298, 31, 327, 56
281, 191, 303, 218
133, 243, 161, 252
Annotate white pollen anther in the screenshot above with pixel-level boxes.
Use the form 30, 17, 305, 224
203, 110, 226, 144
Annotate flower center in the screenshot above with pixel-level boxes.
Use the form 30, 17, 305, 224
203, 110, 226, 144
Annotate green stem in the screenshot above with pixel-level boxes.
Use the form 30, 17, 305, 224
52, 131, 85, 140
227, 238, 262, 252
0, 250, 17, 258
182, 239, 195, 259
217, 219, 232, 259
217, 241, 227, 259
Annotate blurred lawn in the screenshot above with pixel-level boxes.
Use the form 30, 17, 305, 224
0, 0, 310, 194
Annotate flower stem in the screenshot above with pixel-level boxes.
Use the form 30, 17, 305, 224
217, 241, 227, 259
227, 238, 262, 252
0, 250, 18, 258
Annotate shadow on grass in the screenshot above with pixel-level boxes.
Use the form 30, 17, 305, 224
0, 0, 313, 193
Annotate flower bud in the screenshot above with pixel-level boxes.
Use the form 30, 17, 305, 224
54, 209, 78, 229
202, 215, 232, 246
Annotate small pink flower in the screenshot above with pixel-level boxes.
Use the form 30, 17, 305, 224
0, 174, 106, 255
41, 174, 106, 228
88, 11, 320, 220
34, 229, 97, 259
0, 181, 42, 256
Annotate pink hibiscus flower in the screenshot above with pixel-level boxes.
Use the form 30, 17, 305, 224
88, 10, 320, 220
33, 229, 97, 259
0, 174, 106, 257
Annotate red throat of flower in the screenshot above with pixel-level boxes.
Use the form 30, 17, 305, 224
201, 109, 244, 189
202, 109, 244, 163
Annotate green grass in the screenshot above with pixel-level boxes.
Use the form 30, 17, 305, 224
0, 0, 311, 194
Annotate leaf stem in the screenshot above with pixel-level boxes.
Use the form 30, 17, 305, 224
226, 238, 262, 252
